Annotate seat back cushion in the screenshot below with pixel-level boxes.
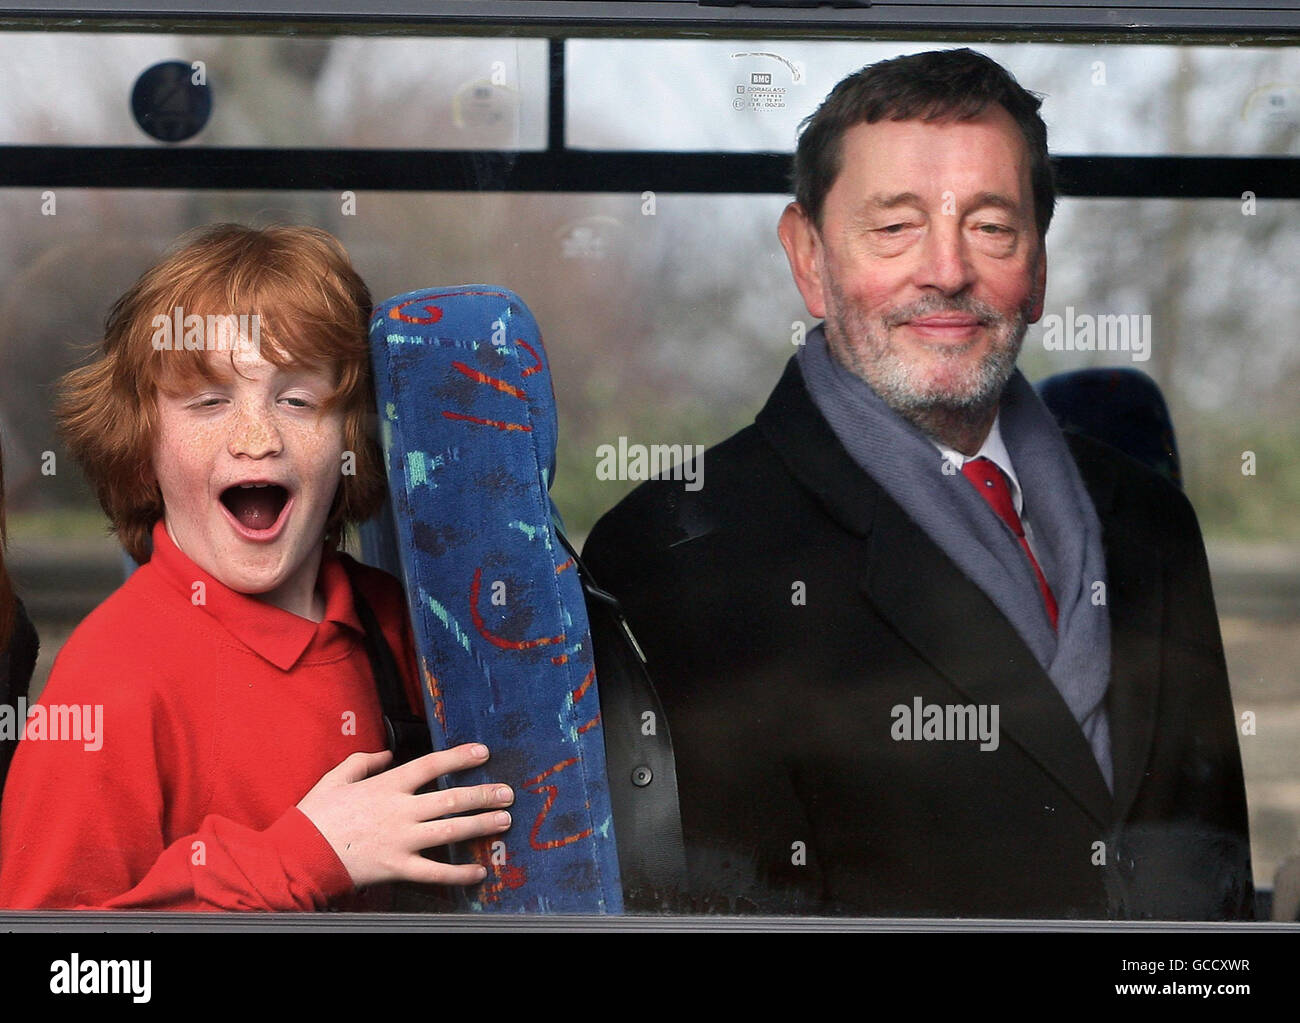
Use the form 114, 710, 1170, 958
367, 286, 622, 913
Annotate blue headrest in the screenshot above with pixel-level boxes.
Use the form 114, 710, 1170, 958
367, 286, 622, 913
1036, 367, 1182, 488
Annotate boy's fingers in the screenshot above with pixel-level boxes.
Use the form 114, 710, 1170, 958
391, 742, 491, 788
417, 809, 512, 849
331, 749, 393, 784
413, 784, 513, 822
404, 858, 490, 888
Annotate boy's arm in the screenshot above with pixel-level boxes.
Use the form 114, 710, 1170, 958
0, 678, 354, 912
0, 671, 511, 911
0, 565, 510, 912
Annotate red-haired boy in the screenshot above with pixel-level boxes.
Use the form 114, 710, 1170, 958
0, 224, 511, 910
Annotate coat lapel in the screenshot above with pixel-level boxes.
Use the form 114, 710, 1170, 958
859, 484, 1115, 827
1066, 436, 1163, 827
758, 358, 1116, 827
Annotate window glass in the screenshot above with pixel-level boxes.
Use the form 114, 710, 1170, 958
0, 27, 1296, 916
567, 38, 1300, 156
0, 33, 548, 148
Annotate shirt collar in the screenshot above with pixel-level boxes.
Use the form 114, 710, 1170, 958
932, 413, 1025, 516
147, 519, 363, 671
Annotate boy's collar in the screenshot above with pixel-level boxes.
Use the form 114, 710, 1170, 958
147, 519, 364, 671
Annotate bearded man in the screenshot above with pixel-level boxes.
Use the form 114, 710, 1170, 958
582, 48, 1253, 919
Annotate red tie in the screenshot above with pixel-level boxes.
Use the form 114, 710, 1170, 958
961, 457, 1059, 630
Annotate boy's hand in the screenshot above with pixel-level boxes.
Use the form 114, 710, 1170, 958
297, 742, 512, 889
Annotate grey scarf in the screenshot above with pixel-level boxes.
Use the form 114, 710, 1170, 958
798, 325, 1113, 790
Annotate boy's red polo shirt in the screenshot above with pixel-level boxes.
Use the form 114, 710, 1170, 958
0, 520, 421, 910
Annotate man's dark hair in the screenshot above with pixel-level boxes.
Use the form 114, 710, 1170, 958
793, 48, 1056, 240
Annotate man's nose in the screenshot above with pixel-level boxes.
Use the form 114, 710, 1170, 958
913, 220, 976, 295
227, 406, 282, 458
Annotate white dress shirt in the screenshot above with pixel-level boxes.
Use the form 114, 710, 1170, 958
932, 413, 1046, 565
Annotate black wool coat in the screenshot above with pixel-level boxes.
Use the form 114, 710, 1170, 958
584, 359, 1254, 919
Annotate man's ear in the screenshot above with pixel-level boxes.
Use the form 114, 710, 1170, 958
777, 202, 828, 320
1027, 244, 1047, 324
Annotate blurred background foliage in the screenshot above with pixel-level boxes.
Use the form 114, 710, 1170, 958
0, 35, 1296, 541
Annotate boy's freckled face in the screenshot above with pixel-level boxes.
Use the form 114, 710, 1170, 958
151, 345, 345, 617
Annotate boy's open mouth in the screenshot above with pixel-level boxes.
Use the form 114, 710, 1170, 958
219, 483, 290, 534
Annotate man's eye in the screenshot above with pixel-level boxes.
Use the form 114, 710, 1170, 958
189, 397, 223, 409
281, 396, 314, 408
879, 223, 909, 234
978, 223, 1013, 234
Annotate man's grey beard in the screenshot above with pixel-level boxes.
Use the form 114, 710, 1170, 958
823, 285, 1030, 446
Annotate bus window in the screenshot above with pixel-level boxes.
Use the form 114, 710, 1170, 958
0, 6, 1297, 932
